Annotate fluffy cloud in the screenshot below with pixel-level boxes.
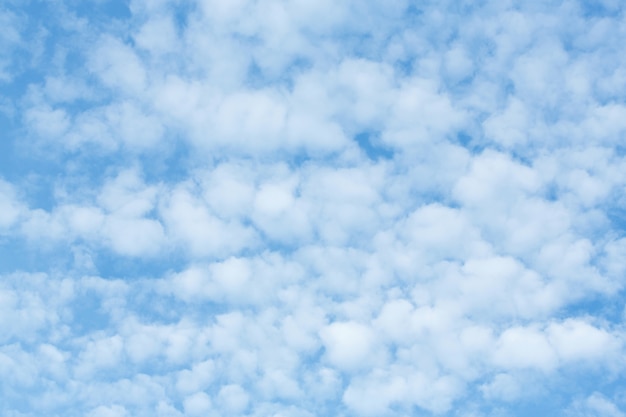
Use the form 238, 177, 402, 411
0, 179, 24, 231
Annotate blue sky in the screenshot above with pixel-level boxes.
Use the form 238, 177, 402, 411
1, 0, 626, 416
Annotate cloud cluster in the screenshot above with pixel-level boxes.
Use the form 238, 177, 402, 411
1, 0, 626, 416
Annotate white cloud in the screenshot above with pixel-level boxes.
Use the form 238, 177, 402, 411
24, 104, 71, 142
200, 162, 256, 219
89, 36, 147, 94
183, 391, 212, 416
480, 373, 524, 402
161, 184, 257, 258
175, 359, 215, 394
103, 215, 165, 257
98, 169, 157, 216
216, 384, 249, 414
134, 16, 179, 55
105, 101, 165, 149
569, 393, 626, 417
400, 203, 487, 262
74, 334, 125, 379
492, 326, 558, 372
483, 97, 531, 148
88, 405, 129, 417
0, 179, 24, 231
454, 150, 542, 210
444, 43, 474, 83
547, 319, 622, 364
252, 176, 312, 244
43, 75, 94, 104
0, 8, 22, 81
383, 77, 467, 148
57, 169, 168, 256
63, 205, 105, 238
319, 321, 382, 372
343, 370, 464, 415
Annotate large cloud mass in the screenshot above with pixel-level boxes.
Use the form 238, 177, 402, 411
1, 0, 626, 416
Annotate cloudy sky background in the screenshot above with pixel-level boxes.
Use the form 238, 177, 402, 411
2, 0, 626, 416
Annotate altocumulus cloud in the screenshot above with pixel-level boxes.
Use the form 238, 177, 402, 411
1, 0, 626, 416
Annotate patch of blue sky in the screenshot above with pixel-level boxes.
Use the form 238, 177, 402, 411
0, 238, 67, 274
578, 0, 622, 17
246, 57, 315, 91
72, 0, 132, 21
92, 247, 184, 279
354, 131, 394, 161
